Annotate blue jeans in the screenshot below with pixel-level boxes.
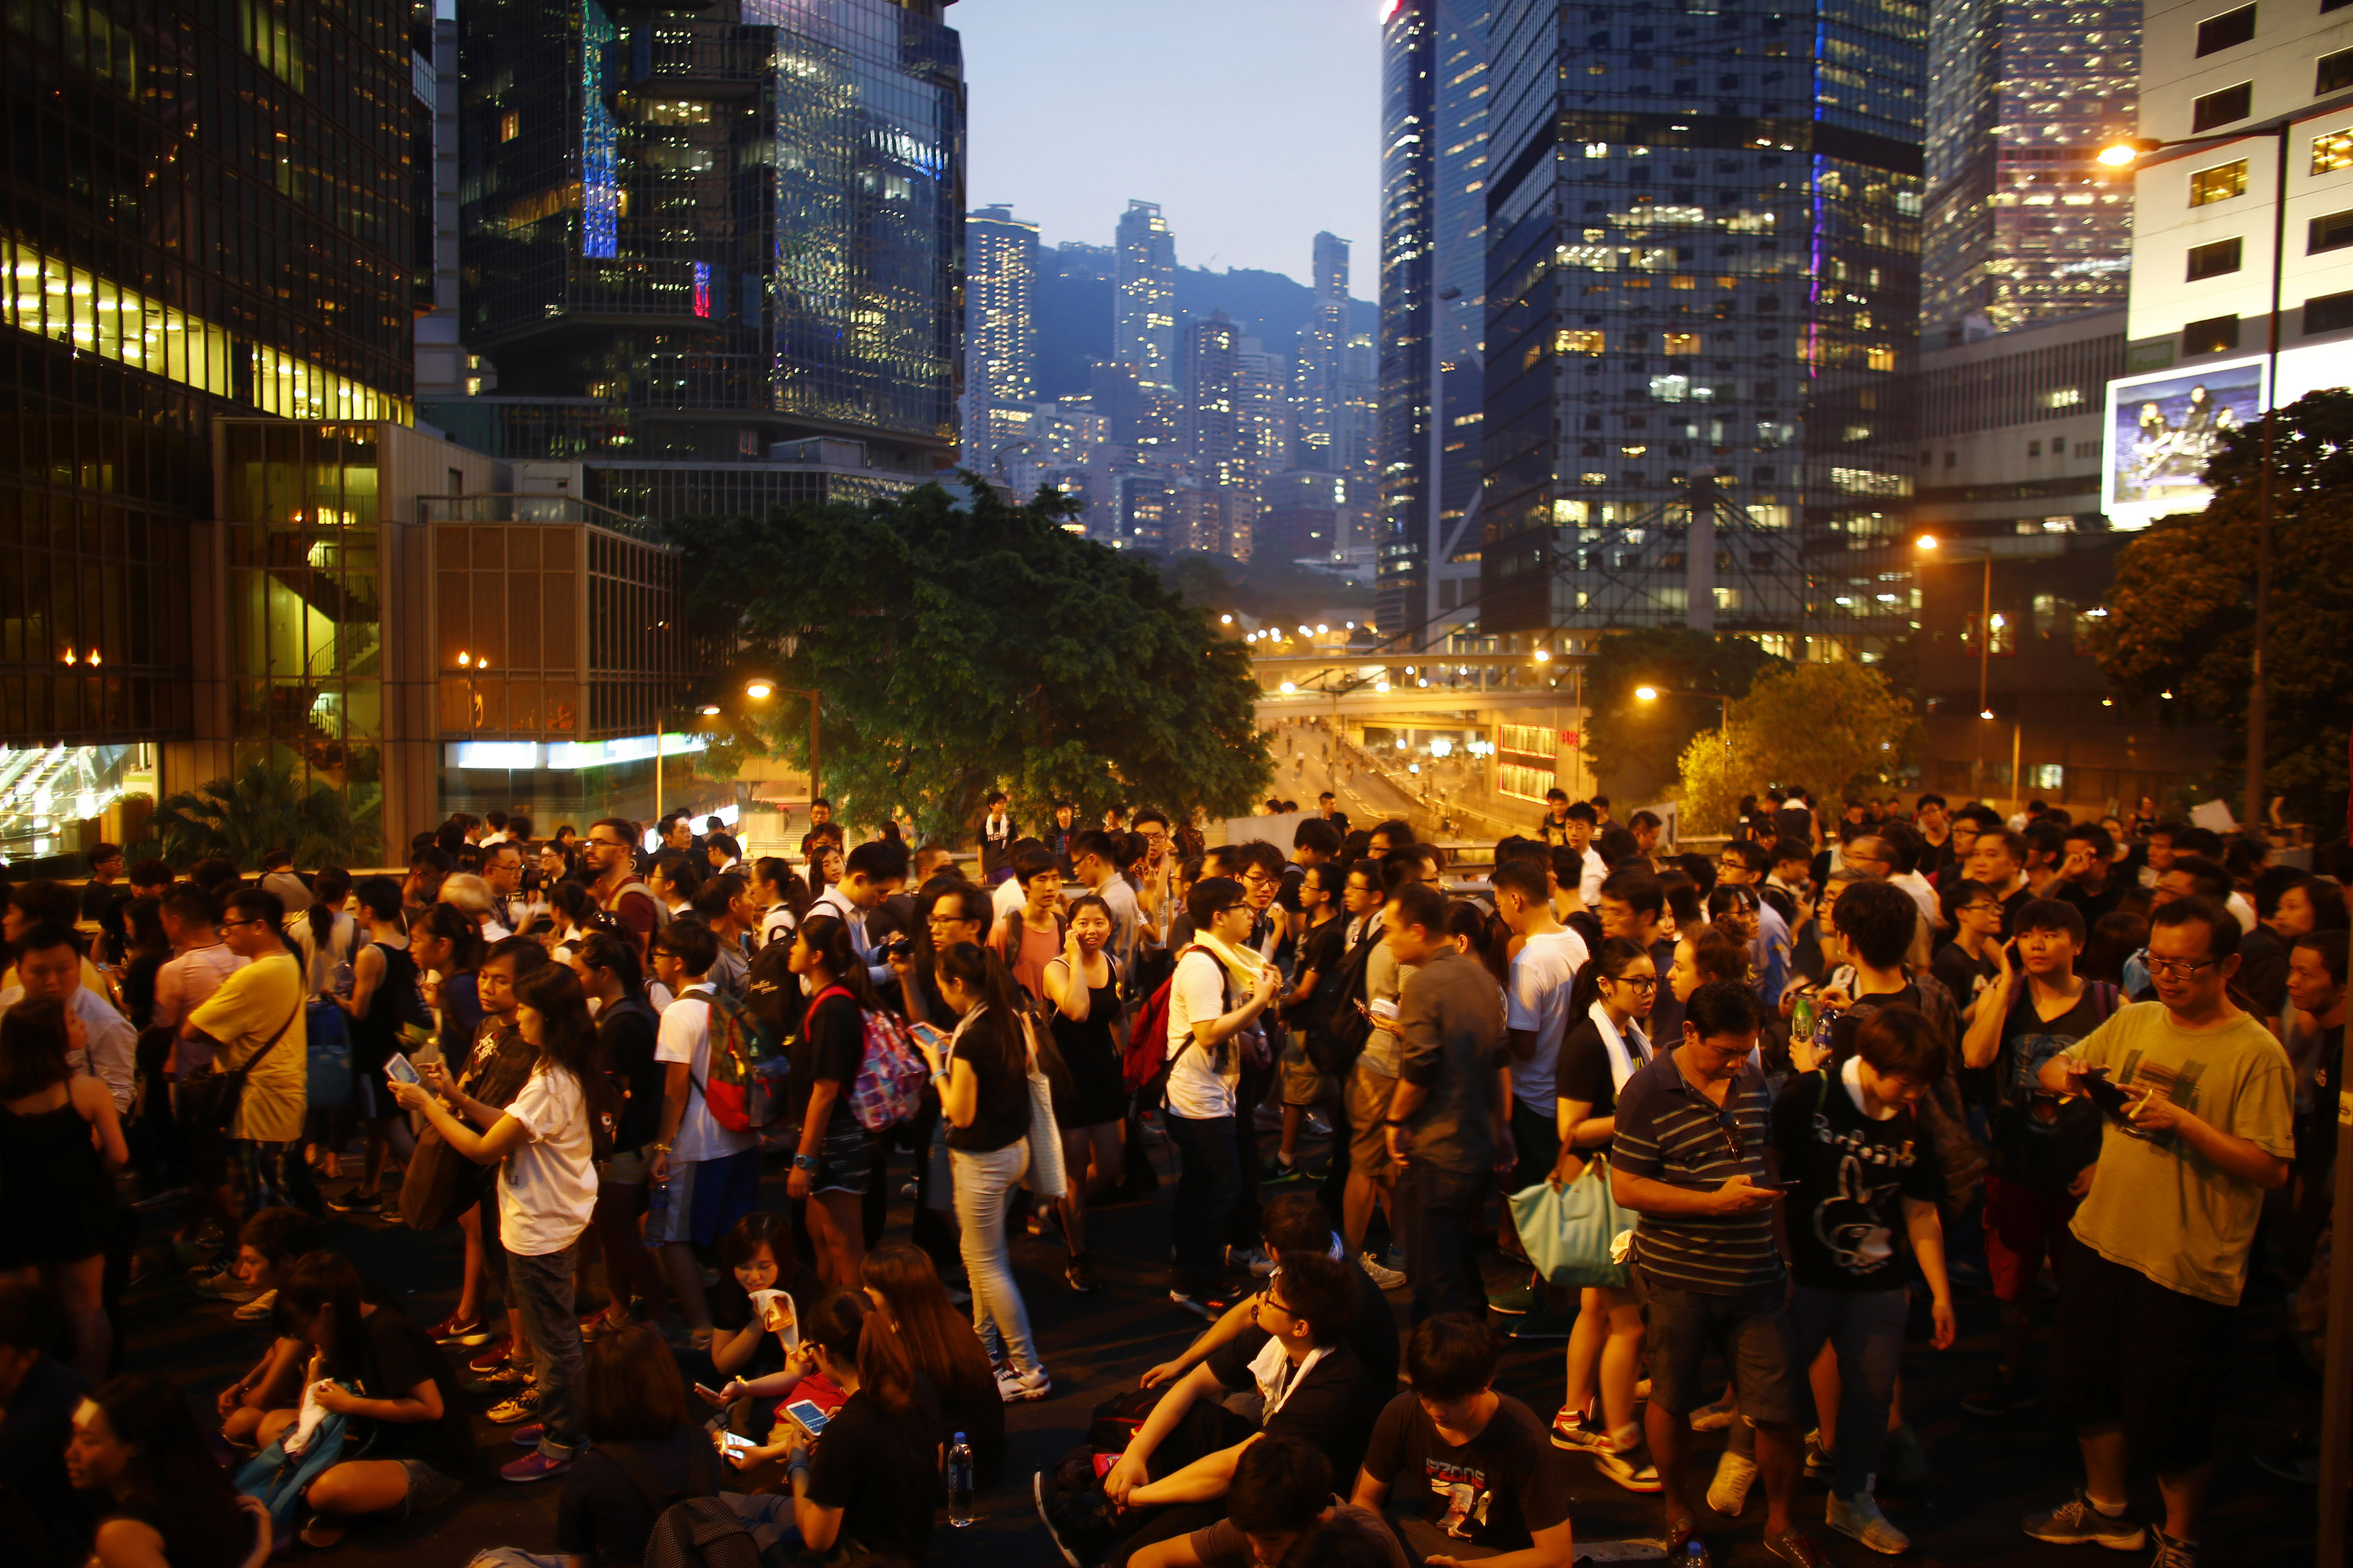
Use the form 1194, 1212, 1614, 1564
1789, 1285, 1910, 1496
1167, 1111, 1240, 1294
1396, 1161, 1486, 1323
952, 1140, 1041, 1376
506, 1245, 584, 1459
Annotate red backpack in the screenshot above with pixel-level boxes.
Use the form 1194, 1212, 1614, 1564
1123, 944, 1211, 1092
695, 990, 785, 1134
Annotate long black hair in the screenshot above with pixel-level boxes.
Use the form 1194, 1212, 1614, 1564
935, 939, 1027, 1080
412, 901, 482, 972
513, 962, 604, 1101
1566, 935, 1655, 1023
797, 913, 881, 1009
753, 856, 812, 919
85, 1372, 247, 1565
306, 866, 352, 949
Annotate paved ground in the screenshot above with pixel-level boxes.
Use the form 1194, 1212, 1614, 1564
126, 1113, 2324, 1567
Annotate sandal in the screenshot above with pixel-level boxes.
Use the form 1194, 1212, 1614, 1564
300, 1516, 347, 1549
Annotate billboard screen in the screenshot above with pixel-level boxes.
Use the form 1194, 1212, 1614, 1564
2103, 356, 2267, 530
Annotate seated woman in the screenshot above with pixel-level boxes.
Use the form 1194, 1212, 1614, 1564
469, 1325, 717, 1568
66, 1372, 270, 1568
721, 1290, 943, 1563
258, 1253, 473, 1547
859, 1243, 1005, 1489
706, 1212, 799, 1387
212, 1208, 325, 1449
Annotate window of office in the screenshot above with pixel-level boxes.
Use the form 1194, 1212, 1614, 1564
2316, 129, 2353, 175
2183, 314, 2241, 354
2191, 82, 2254, 132
2196, 5, 2257, 54
2313, 210, 2353, 253
2321, 48, 2353, 95
2186, 237, 2244, 279
2189, 159, 2247, 206
2306, 290, 2353, 335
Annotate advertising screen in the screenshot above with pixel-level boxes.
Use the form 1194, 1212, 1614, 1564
2102, 356, 2267, 530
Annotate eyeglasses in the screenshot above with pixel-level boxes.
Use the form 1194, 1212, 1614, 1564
2146, 955, 2220, 980
1216, 904, 1249, 918
1604, 975, 1661, 991
221, 917, 265, 930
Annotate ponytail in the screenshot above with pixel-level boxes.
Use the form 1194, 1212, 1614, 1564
307, 866, 352, 950
1566, 935, 1652, 1022
934, 940, 1027, 1079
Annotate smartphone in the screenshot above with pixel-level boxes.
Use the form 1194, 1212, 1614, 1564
784, 1399, 831, 1437
694, 1383, 725, 1403
2079, 1067, 2135, 1120
385, 1053, 420, 1087
721, 1432, 754, 1452
909, 1022, 947, 1047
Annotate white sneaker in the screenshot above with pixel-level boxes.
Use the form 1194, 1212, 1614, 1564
233, 1288, 278, 1323
1827, 1489, 1911, 1555
1226, 1245, 1275, 1277
996, 1364, 1051, 1403
1707, 1448, 1759, 1516
1359, 1252, 1407, 1290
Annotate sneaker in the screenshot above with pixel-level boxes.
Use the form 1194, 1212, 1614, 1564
1802, 1428, 1832, 1479
475, 1360, 532, 1390
500, 1451, 572, 1483
1507, 1307, 1577, 1340
1486, 1278, 1541, 1317
1065, 1254, 1100, 1294
1138, 1111, 1168, 1147
2149, 1526, 2199, 1568
190, 1269, 253, 1302
1259, 1153, 1306, 1185
1706, 1449, 1759, 1516
510, 1423, 544, 1448
1762, 1523, 1833, 1567
429, 1312, 487, 1346
1252, 1102, 1285, 1133
324, 1188, 382, 1214
2021, 1489, 2147, 1551
467, 1339, 516, 1374
1035, 1470, 1120, 1568
1359, 1253, 1407, 1290
233, 1288, 278, 1323
1688, 1397, 1737, 1432
1827, 1490, 1911, 1555
1225, 1245, 1275, 1278
1960, 1374, 2038, 1418
1168, 1288, 1231, 1320
487, 1387, 542, 1424
1594, 1441, 1663, 1493
1550, 1407, 1611, 1451
996, 1365, 1052, 1403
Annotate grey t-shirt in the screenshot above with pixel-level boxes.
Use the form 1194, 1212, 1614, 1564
1396, 948, 1508, 1175
1363, 938, 1415, 1079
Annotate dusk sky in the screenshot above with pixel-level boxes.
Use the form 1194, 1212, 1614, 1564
956, 0, 1384, 294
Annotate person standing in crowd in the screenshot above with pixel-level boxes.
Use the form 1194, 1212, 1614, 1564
1485, 856, 1587, 1329
186, 890, 311, 1221
811, 841, 910, 991
750, 856, 809, 948
1380, 882, 1509, 1324
1931, 878, 2005, 1024
688, 874, 753, 999
980, 791, 1017, 878
1265, 860, 1347, 1188
66, 1372, 262, 1568
581, 819, 665, 954
0, 995, 128, 1379
1613, 979, 1823, 1566
645, 921, 759, 1339
1041, 894, 1128, 1293
333, 877, 427, 1219
785, 915, 883, 1288
1966, 829, 2034, 940
1333, 859, 1404, 1288
992, 845, 1066, 1007
2055, 822, 2126, 929
2023, 897, 2292, 1565
1070, 829, 1144, 971
569, 932, 667, 1337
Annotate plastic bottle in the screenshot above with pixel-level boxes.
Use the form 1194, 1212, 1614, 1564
1790, 991, 1815, 1053
947, 1432, 974, 1526
1684, 1534, 1714, 1568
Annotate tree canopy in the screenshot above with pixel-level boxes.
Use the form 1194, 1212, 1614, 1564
1676, 661, 1919, 832
666, 479, 1272, 839
151, 758, 378, 870
2093, 388, 2353, 823
1581, 627, 1790, 799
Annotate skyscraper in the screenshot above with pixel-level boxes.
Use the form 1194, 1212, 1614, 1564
1293, 232, 1354, 468
1922, 1, 2142, 341
1378, 1, 1489, 641
0, 0, 423, 857
964, 204, 1040, 466
1474, 0, 1929, 660
440, 0, 963, 491
1114, 200, 1179, 448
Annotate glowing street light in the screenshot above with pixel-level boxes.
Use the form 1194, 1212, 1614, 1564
745, 681, 774, 700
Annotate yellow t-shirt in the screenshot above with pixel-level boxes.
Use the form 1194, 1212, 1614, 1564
188, 951, 309, 1145
2064, 999, 2295, 1305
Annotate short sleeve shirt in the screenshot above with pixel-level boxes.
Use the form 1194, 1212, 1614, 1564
1205, 1337, 1372, 1480
1164, 949, 1237, 1119
1770, 1062, 1942, 1292
499, 1063, 597, 1257
654, 985, 754, 1165
1613, 1049, 1783, 1294
1505, 929, 1589, 1111
1359, 1392, 1570, 1552
186, 952, 307, 1143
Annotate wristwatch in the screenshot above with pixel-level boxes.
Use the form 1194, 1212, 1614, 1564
792, 1153, 820, 1172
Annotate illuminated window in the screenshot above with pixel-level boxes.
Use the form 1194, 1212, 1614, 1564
1662, 332, 1700, 355
2188, 159, 2246, 206
1556, 329, 1605, 354
500, 110, 519, 142
1866, 345, 1897, 371
2315, 128, 2353, 174
1962, 612, 2018, 657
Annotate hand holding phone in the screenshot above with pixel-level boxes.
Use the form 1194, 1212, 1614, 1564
784, 1398, 831, 1438
385, 1053, 420, 1087
2077, 1067, 2135, 1120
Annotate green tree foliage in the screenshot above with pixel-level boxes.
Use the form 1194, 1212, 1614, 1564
1677, 661, 1920, 832
151, 759, 378, 870
1581, 627, 1790, 792
2093, 388, 2353, 821
668, 481, 1272, 839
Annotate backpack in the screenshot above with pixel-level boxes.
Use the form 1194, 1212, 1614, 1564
1304, 927, 1382, 1077
603, 879, 672, 946
806, 985, 927, 1132
1123, 944, 1212, 1093
235, 1383, 370, 1536
694, 989, 786, 1134
743, 936, 808, 1047
642, 1497, 766, 1568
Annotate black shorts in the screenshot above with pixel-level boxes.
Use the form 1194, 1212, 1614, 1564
2048, 1245, 2233, 1473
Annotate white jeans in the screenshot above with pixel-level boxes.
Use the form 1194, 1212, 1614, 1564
951, 1139, 1040, 1375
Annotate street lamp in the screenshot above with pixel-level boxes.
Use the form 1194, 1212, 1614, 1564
2100, 125, 2289, 835
744, 680, 820, 820
1635, 685, 1732, 760
1915, 534, 2006, 802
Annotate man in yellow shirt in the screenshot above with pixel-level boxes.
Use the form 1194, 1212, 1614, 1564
188, 888, 312, 1221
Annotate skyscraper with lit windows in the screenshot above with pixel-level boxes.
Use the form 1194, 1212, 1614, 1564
964, 203, 1039, 464
1114, 200, 1179, 450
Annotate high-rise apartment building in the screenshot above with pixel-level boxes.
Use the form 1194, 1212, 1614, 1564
1474, 0, 1929, 661
964, 204, 1040, 464
440, 0, 963, 504
1115, 200, 1179, 448
1293, 232, 1354, 468
1921, 1, 2141, 341
1378, 1, 1490, 643
0, 0, 425, 862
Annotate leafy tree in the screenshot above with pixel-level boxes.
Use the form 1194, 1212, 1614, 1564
668, 481, 1272, 840
2093, 388, 2353, 821
1581, 627, 1790, 800
150, 759, 378, 870
1676, 661, 1919, 832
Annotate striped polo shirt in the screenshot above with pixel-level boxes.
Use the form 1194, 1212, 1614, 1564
1613, 1048, 1785, 1294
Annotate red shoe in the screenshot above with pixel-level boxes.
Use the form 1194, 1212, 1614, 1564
467, 1337, 515, 1374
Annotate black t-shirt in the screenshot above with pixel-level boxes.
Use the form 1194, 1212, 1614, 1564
945, 1010, 1031, 1153
1931, 942, 1997, 1024
1995, 884, 2034, 942
598, 997, 664, 1150
1207, 1337, 1375, 1483
1360, 1392, 1570, 1552
1769, 1068, 1942, 1292
1292, 915, 1349, 1032
358, 1306, 475, 1480
1990, 981, 2116, 1188
1235, 1260, 1398, 1417
2057, 878, 2126, 930
1556, 1014, 1650, 1158
557, 1426, 715, 1565
792, 991, 864, 1133
805, 1379, 945, 1561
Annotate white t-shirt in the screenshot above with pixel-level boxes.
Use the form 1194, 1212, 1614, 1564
990, 877, 1026, 924
654, 984, 753, 1165
498, 1063, 598, 1256
1506, 927, 1589, 1111
1164, 949, 1238, 1120
1575, 847, 1606, 905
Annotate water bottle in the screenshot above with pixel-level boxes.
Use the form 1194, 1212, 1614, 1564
329, 960, 354, 1000
1683, 1534, 1714, 1568
947, 1432, 974, 1526
1790, 991, 1814, 1050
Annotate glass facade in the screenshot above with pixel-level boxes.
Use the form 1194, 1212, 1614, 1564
1476, 0, 1927, 659
455, 0, 964, 468
0, 0, 422, 766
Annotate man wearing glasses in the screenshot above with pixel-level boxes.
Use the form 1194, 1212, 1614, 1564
2022, 897, 2291, 1563
584, 816, 665, 954
187, 889, 313, 1220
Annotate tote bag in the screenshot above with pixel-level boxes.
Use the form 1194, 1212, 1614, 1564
1019, 1016, 1070, 1201
1508, 1157, 1634, 1290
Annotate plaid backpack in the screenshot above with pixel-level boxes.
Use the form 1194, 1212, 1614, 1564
694, 990, 785, 1134
808, 986, 926, 1132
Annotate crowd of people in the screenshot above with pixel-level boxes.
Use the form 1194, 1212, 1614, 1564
0, 750, 2339, 1568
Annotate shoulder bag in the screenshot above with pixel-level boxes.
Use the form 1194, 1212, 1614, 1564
177, 998, 303, 1138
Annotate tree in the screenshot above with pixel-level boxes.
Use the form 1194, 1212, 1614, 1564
1675, 661, 1920, 832
668, 480, 1273, 840
2093, 388, 2353, 822
1581, 627, 1790, 799
150, 759, 378, 870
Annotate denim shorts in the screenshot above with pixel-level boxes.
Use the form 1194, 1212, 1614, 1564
645, 1148, 761, 1247
1642, 1273, 1804, 1426
401, 1459, 465, 1517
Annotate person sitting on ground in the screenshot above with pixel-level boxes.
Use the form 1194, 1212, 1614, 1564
704, 1211, 803, 1388
214, 1208, 325, 1448
1131, 1436, 1408, 1568
0, 1283, 99, 1568
859, 1243, 1007, 1490
1350, 1313, 1574, 1567
66, 1372, 268, 1568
